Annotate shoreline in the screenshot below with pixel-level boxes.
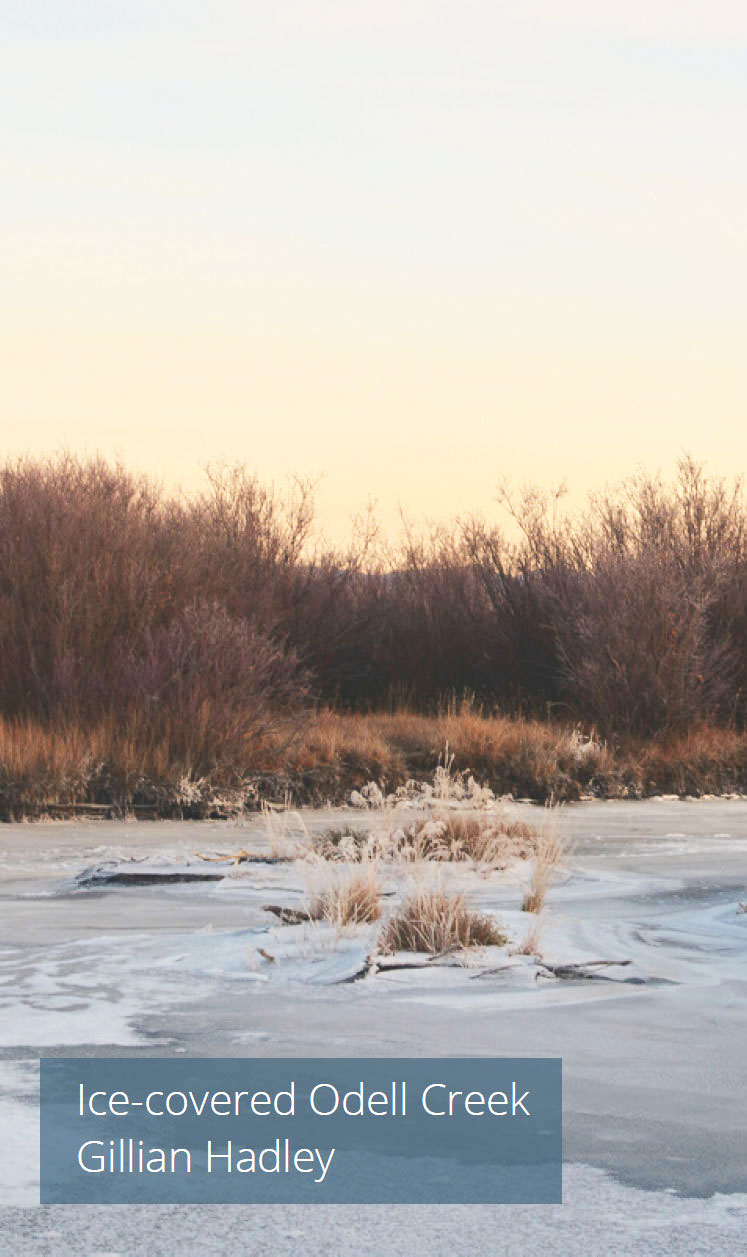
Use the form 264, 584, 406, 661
2, 706, 747, 821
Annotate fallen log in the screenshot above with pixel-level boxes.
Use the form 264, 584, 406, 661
539, 959, 631, 977
195, 850, 292, 865
46, 803, 118, 818
469, 964, 515, 979
536, 958, 635, 982
335, 957, 376, 983
373, 954, 465, 972
262, 903, 318, 925
470, 957, 634, 982
79, 867, 225, 887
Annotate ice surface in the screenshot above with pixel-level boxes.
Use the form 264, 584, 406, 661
2, 1164, 745, 1255
1, 800, 745, 1251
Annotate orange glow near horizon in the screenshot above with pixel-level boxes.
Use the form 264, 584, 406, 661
2, 3, 746, 540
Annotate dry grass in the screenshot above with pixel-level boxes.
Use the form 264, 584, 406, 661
379, 888, 506, 954
395, 809, 535, 866
2, 706, 747, 820
309, 825, 372, 861
286, 710, 747, 803
261, 798, 311, 857
0, 712, 251, 820
308, 805, 537, 868
287, 708, 404, 778
284, 708, 611, 802
522, 825, 566, 913
308, 865, 382, 926
511, 915, 545, 957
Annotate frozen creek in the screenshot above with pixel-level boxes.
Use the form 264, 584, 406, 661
0, 799, 745, 1256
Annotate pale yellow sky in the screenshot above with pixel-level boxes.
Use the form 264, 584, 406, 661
2, 2, 746, 540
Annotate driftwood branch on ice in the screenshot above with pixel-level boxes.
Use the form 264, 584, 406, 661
262, 903, 317, 925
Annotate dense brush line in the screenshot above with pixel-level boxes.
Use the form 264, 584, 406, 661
0, 451, 745, 781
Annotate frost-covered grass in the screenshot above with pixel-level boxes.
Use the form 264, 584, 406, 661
2, 707, 747, 821
379, 887, 507, 954
305, 758, 541, 869
512, 914, 545, 957
296, 710, 747, 803
310, 809, 537, 869
383, 810, 535, 867
522, 826, 567, 913
307, 865, 382, 926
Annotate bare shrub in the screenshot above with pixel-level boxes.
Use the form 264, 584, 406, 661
552, 552, 736, 740
126, 601, 309, 774
464, 514, 563, 714
0, 453, 170, 720
183, 463, 382, 706
379, 889, 506, 954
0, 455, 311, 723
362, 521, 505, 711
466, 455, 747, 737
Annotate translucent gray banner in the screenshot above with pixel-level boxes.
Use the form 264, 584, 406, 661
40, 1057, 562, 1204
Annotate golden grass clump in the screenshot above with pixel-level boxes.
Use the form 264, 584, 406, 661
522, 826, 566, 913
288, 709, 405, 778
4, 704, 747, 821
379, 888, 506, 954
398, 809, 535, 866
511, 915, 545, 957
309, 806, 538, 868
309, 866, 382, 926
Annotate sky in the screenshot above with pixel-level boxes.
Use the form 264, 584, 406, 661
2, 1, 747, 540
